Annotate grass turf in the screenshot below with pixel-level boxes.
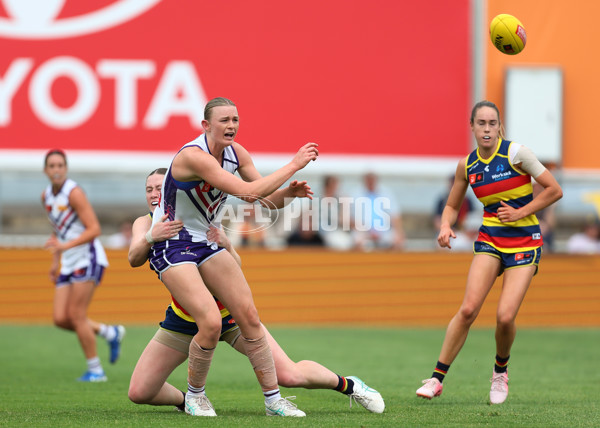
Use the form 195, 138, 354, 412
0, 325, 598, 427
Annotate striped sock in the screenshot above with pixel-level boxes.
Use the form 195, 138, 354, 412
263, 388, 281, 404
432, 361, 450, 383
187, 384, 205, 397
494, 354, 510, 373
334, 375, 355, 395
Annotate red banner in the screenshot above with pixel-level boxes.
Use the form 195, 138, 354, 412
0, 0, 471, 156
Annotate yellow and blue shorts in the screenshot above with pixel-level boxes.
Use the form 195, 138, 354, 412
474, 241, 541, 276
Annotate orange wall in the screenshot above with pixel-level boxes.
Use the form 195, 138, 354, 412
2, 249, 599, 327
486, 0, 600, 169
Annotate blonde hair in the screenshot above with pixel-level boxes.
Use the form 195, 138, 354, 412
204, 97, 236, 121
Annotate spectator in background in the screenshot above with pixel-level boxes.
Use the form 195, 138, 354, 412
320, 175, 354, 250
105, 220, 134, 249
237, 203, 267, 248
286, 209, 325, 247
434, 175, 474, 232
352, 172, 405, 251
566, 216, 600, 254
433, 175, 475, 252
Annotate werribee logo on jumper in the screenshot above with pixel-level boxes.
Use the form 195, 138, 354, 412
0, 0, 161, 40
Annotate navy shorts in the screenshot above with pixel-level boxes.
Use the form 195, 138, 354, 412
160, 305, 238, 337
56, 264, 105, 288
473, 241, 541, 276
149, 240, 224, 279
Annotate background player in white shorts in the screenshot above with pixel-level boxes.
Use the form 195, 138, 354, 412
42, 149, 125, 382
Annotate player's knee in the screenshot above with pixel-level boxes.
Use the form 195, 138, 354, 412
238, 305, 261, 330
276, 363, 305, 388
197, 312, 222, 339
496, 311, 516, 328
458, 305, 479, 325
66, 307, 86, 326
206, 317, 222, 338
128, 383, 152, 404
53, 314, 71, 330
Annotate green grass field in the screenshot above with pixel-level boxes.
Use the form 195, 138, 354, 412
0, 325, 598, 427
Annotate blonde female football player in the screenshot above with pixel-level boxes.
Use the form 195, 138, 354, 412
42, 149, 125, 382
127, 168, 384, 415
148, 97, 321, 417
416, 100, 562, 404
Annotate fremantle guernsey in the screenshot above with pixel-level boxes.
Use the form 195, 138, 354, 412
465, 138, 542, 253
43, 178, 108, 274
151, 134, 240, 243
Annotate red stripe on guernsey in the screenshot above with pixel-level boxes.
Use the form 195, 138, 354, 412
58, 209, 75, 231
483, 211, 497, 218
473, 174, 531, 199
194, 186, 224, 214
194, 186, 212, 211
216, 300, 225, 310
478, 231, 538, 249
211, 193, 224, 213
171, 296, 190, 316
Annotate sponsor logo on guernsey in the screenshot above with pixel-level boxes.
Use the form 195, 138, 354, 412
201, 182, 211, 192
532, 233, 541, 240
469, 173, 484, 184
468, 162, 480, 172
496, 164, 505, 172
484, 165, 490, 172
491, 170, 512, 181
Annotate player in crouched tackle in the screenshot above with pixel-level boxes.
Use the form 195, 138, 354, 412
127, 168, 385, 416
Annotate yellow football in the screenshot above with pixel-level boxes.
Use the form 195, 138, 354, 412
490, 14, 527, 55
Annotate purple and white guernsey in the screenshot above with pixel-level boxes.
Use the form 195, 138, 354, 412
43, 178, 108, 274
152, 134, 240, 243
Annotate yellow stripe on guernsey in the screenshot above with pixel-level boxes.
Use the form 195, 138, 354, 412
170, 299, 231, 323
482, 213, 540, 228
465, 138, 543, 253
477, 182, 532, 207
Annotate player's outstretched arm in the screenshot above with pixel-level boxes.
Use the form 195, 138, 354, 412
174, 143, 318, 203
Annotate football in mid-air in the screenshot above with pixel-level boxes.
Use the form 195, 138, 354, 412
489, 14, 527, 55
